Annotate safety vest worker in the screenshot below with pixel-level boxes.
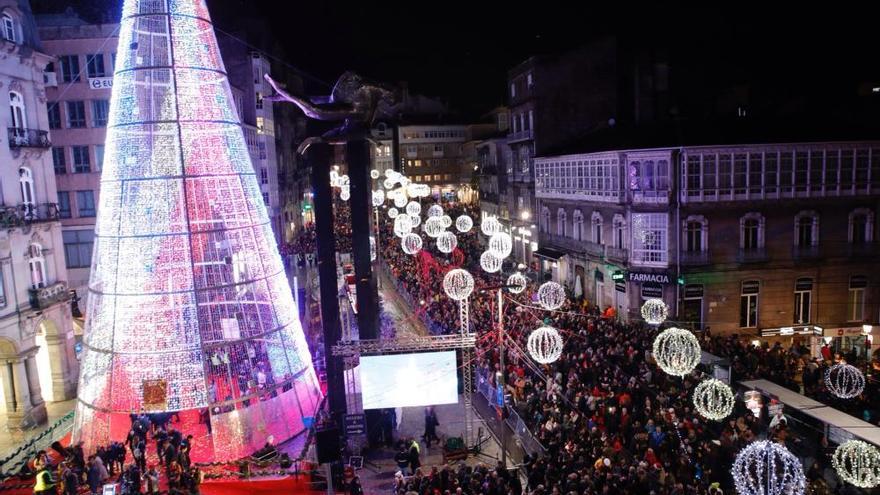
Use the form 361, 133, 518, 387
33, 468, 55, 494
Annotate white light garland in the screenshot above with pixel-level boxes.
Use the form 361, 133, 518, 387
455, 215, 473, 233
405, 201, 421, 217
640, 298, 668, 326
832, 440, 880, 488
488, 232, 513, 259
480, 251, 503, 273
481, 216, 501, 236
372, 190, 385, 207
423, 217, 446, 238
370, 169, 380, 180
443, 269, 474, 301
732, 440, 805, 495
427, 204, 444, 217
393, 214, 413, 238
693, 378, 735, 421
436, 231, 458, 254
388, 207, 399, 219
824, 363, 865, 399
401, 233, 423, 255
526, 326, 564, 364
537, 282, 566, 310
652, 327, 701, 377
506, 272, 527, 294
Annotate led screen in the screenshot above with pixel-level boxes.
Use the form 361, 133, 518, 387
360, 351, 458, 409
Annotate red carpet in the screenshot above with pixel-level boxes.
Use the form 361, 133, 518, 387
202, 476, 329, 494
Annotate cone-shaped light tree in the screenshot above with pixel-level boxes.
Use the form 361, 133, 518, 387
73, 0, 323, 461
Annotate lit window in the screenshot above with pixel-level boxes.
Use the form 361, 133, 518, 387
631, 213, 667, 266
793, 278, 812, 324
2, 13, 15, 43
740, 280, 759, 328
847, 276, 867, 321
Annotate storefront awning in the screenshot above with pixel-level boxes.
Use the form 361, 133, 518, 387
533, 247, 566, 261
760, 325, 823, 337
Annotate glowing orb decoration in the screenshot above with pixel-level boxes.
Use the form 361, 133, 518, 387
329, 169, 340, 186
693, 379, 735, 421
652, 327, 701, 377
832, 440, 880, 488
393, 214, 413, 238
480, 251, 503, 273
416, 184, 432, 197
339, 187, 350, 201
481, 216, 502, 236
424, 217, 446, 238
399, 176, 411, 187
824, 363, 865, 399
384, 168, 396, 178
383, 178, 395, 189
406, 201, 421, 217
640, 298, 668, 326
440, 215, 453, 228
370, 169, 380, 179
372, 190, 385, 207
488, 232, 513, 259
443, 269, 474, 301
388, 208, 399, 219
506, 272, 527, 294
427, 204, 444, 217
369, 236, 376, 261
732, 441, 805, 495
436, 232, 458, 254
401, 233, 423, 255
393, 193, 408, 208
406, 184, 422, 198
409, 214, 421, 228
455, 215, 473, 233
526, 326, 564, 364
537, 282, 566, 310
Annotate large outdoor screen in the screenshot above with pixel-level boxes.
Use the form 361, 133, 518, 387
360, 351, 459, 410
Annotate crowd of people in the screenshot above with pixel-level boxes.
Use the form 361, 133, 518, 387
376, 201, 875, 495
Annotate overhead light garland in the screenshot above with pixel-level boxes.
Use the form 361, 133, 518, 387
526, 326, 563, 364
824, 363, 865, 399
731, 440, 805, 495
652, 327, 701, 377
832, 440, 880, 488
536, 281, 565, 311
640, 298, 668, 326
693, 378, 734, 421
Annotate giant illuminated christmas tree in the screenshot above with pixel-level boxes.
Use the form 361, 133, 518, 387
72, 0, 322, 461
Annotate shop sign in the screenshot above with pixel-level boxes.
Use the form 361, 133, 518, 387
88, 77, 113, 89
628, 272, 670, 284
615, 281, 626, 293
824, 326, 865, 337
641, 283, 663, 299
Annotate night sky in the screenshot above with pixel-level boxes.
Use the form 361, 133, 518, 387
33, 1, 880, 120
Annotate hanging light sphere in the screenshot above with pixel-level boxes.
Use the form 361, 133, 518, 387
423, 217, 446, 238
455, 215, 473, 233
436, 232, 458, 254
488, 232, 513, 259
440, 215, 453, 228
824, 363, 866, 399
384, 168, 396, 178
732, 440, 806, 495
409, 214, 421, 228
537, 282, 566, 310
337, 174, 350, 187
506, 272, 528, 294
383, 178, 395, 189
393, 214, 413, 238
399, 176, 412, 187
652, 327, 701, 377
372, 190, 385, 207
406, 201, 421, 217
640, 298, 669, 326
417, 184, 432, 198
480, 251, 503, 273
369, 236, 376, 261
401, 233, 423, 255
388, 207, 399, 219
526, 326, 564, 364
832, 440, 880, 488
405, 184, 421, 198
393, 193, 408, 208
481, 216, 502, 236
693, 378, 735, 421
443, 269, 474, 301
339, 187, 351, 201
370, 169, 380, 180
427, 204, 444, 217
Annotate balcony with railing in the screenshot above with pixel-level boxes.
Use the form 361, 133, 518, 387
681, 250, 711, 266
8, 128, 50, 149
0, 203, 60, 228
507, 128, 533, 143
736, 248, 769, 264
29, 281, 70, 311
606, 245, 628, 263
542, 233, 608, 259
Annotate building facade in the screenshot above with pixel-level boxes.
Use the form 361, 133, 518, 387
1, 0, 78, 427
398, 124, 469, 199
535, 141, 880, 353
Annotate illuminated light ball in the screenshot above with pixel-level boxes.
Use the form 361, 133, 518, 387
443, 268, 474, 301
436, 232, 458, 254
329, 169, 340, 186
409, 214, 421, 228
393, 193, 408, 208
455, 215, 473, 233
640, 298, 669, 326
652, 327, 701, 377
824, 363, 865, 399
440, 215, 453, 228
383, 178, 395, 189
337, 175, 350, 187
370, 169, 380, 180
372, 190, 385, 207
388, 207, 399, 219
423, 217, 446, 238
526, 326, 564, 364
506, 272, 527, 294
384, 168, 396, 178
401, 233, 423, 255
488, 232, 513, 259
480, 251, 503, 273
417, 184, 432, 198
427, 204, 444, 217
399, 176, 412, 187
339, 187, 350, 201
692, 378, 735, 421
732, 441, 805, 495
369, 236, 376, 262
832, 440, 880, 488
481, 216, 502, 236
406, 184, 421, 198
537, 282, 566, 310
393, 214, 413, 238
406, 201, 421, 217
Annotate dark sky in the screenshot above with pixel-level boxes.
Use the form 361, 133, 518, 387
34, 1, 880, 119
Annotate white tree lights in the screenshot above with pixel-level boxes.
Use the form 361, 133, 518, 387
480, 251, 503, 273
527, 326, 564, 364
455, 215, 473, 233
652, 327, 701, 377
824, 363, 866, 399
640, 298, 668, 326
832, 440, 880, 488
693, 378, 735, 421
537, 282, 566, 311
731, 441, 806, 495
